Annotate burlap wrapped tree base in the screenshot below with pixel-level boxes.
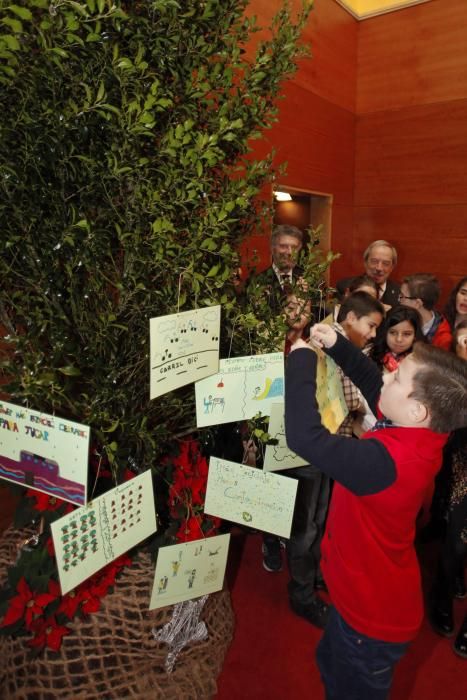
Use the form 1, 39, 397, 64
0, 529, 235, 699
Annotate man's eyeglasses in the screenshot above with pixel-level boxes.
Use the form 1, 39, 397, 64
398, 293, 417, 301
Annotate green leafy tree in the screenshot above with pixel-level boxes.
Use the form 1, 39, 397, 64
0, 0, 328, 482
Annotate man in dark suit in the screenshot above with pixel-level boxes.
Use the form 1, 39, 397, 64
251, 224, 305, 312
336, 239, 400, 307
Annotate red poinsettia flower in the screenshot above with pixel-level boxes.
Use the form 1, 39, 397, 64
57, 588, 85, 619
79, 587, 102, 615
176, 515, 204, 542
45, 537, 55, 557
189, 476, 206, 506
28, 615, 71, 652
26, 490, 65, 512
1, 577, 60, 629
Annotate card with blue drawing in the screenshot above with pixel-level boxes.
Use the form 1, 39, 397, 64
194, 352, 284, 427
51, 470, 157, 594
149, 533, 230, 609
204, 457, 297, 538
0, 400, 89, 506
150, 305, 221, 399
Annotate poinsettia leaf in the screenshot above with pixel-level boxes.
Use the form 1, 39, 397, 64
0, 616, 25, 636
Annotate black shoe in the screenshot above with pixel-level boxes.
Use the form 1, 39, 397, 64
429, 600, 454, 637
262, 538, 282, 572
454, 575, 466, 600
289, 595, 331, 629
453, 617, 467, 659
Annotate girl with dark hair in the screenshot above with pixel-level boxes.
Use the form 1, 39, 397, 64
444, 276, 467, 331
371, 305, 425, 372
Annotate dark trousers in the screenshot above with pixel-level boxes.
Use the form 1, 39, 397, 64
434, 488, 467, 603
316, 607, 409, 700
286, 465, 330, 605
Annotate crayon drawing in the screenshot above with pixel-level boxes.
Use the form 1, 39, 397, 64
150, 305, 221, 399
149, 533, 230, 609
195, 352, 284, 428
204, 457, 297, 538
314, 349, 348, 434
263, 403, 308, 472
51, 470, 157, 594
0, 400, 89, 506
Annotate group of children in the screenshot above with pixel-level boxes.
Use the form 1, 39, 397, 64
275, 272, 467, 699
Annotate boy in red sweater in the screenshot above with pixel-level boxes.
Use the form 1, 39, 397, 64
285, 324, 467, 700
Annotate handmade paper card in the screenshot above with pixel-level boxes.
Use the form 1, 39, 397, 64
150, 305, 221, 399
263, 402, 308, 472
204, 457, 297, 538
149, 533, 230, 609
51, 470, 157, 594
314, 349, 348, 434
195, 352, 284, 428
0, 400, 89, 506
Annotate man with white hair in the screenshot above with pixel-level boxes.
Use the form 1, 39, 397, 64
336, 240, 400, 307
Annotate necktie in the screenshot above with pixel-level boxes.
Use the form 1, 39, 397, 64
280, 274, 290, 289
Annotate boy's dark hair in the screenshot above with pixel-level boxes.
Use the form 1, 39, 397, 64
337, 291, 385, 324
410, 341, 467, 432
444, 276, 467, 330
347, 275, 378, 295
403, 273, 440, 311
372, 305, 425, 366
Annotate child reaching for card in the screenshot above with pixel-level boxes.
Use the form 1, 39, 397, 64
285, 323, 467, 700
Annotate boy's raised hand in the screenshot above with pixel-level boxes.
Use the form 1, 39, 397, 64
310, 323, 338, 349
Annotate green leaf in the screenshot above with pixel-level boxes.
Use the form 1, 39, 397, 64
8, 5, 33, 21
102, 419, 120, 433
116, 57, 133, 70
206, 264, 220, 277
58, 366, 82, 376
1, 34, 20, 51
1, 17, 23, 33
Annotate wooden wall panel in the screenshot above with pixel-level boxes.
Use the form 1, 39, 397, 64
355, 99, 467, 206
353, 205, 467, 304
247, 0, 358, 112
270, 82, 355, 205
244, 0, 358, 272
357, 0, 467, 113
354, 0, 467, 306
327, 204, 355, 283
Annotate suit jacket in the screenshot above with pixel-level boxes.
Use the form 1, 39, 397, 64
335, 276, 400, 307
249, 265, 305, 313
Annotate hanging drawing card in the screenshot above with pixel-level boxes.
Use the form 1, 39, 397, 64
204, 457, 297, 538
263, 402, 308, 472
314, 349, 348, 434
149, 533, 230, 609
51, 469, 157, 595
150, 305, 221, 399
195, 352, 284, 427
0, 400, 89, 506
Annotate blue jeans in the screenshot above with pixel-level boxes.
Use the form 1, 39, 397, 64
316, 607, 409, 700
